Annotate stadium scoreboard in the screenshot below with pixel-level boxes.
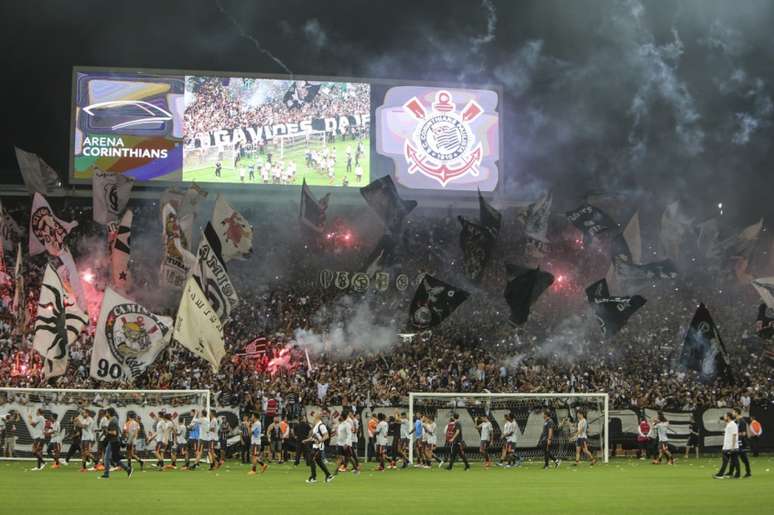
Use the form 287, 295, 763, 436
70, 67, 502, 194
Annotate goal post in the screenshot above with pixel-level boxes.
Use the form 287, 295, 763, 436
408, 392, 609, 465
275, 130, 327, 160
0, 387, 210, 460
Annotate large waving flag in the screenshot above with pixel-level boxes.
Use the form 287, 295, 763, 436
160, 203, 196, 289
190, 223, 238, 322
32, 264, 88, 378
299, 179, 330, 235
28, 193, 78, 256
679, 303, 733, 383
503, 263, 554, 326
458, 216, 496, 282
407, 275, 469, 331
173, 275, 226, 371
524, 192, 552, 243
90, 287, 173, 382
565, 204, 617, 245
585, 278, 646, 338
360, 175, 417, 235
92, 168, 134, 225
478, 189, 501, 233
14, 147, 61, 195
211, 194, 253, 261
111, 209, 133, 291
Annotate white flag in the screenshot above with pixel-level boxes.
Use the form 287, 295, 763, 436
0, 201, 25, 252
752, 277, 774, 309
190, 223, 239, 321
57, 247, 88, 313
111, 209, 133, 291
92, 169, 134, 225
160, 204, 196, 289
14, 147, 61, 195
90, 287, 173, 383
524, 192, 552, 243
173, 276, 225, 371
211, 194, 253, 261
29, 192, 78, 256
32, 264, 88, 378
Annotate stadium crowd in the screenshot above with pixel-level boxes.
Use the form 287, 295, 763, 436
183, 77, 370, 145
0, 196, 772, 418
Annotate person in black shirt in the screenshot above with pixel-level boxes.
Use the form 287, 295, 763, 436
684, 416, 700, 460
240, 415, 251, 464
98, 408, 131, 479
293, 418, 311, 466
540, 410, 561, 469
446, 413, 470, 471
732, 408, 752, 478
64, 411, 82, 465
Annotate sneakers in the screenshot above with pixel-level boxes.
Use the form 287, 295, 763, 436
305, 478, 317, 484
325, 475, 335, 483
554, 459, 561, 468
52, 464, 61, 470
260, 464, 268, 473
743, 474, 752, 478
127, 467, 133, 479
97, 476, 109, 480
437, 460, 444, 469
247, 470, 257, 476
713, 474, 726, 479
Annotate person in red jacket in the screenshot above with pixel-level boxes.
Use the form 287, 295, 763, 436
636, 416, 650, 460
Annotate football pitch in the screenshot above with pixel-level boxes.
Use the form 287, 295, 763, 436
2, 457, 772, 514
182, 137, 370, 188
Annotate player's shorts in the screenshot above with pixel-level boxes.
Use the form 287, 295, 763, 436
33, 438, 45, 447
376, 444, 387, 455
81, 440, 93, 451
503, 442, 513, 453
400, 438, 409, 447
156, 441, 167, 452
658, 440, 669, 449
576, 437, 588, 447
480, 440, 490, 451
177, 443, 187, 453
687, 434, 698, 446
251, 444, 262, 455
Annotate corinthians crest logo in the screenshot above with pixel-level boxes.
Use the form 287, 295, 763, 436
105, 303, 169, 363
403, 90, 483, 187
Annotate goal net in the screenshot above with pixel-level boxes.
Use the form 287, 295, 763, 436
0, 388, 210, 460
274, 130, 326, 161
408, 392, 609, 464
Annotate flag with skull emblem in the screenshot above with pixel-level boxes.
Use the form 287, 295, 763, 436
585, 278, 646, 338
407, 274, 469, 331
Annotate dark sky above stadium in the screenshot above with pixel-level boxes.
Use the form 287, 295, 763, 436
2, 0, 774, 226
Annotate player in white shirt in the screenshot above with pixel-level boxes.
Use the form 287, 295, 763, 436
161, 413, 176, 469
374, 413, 391, 471
422, 415, 443, 468
174, 415, 187, 469
248, 413, 268, 475
261, 162, 270, 184
334, 413, 360, 474
28, 408, 46, 471
397, 412, 411, 469
714, 411, 740, 479
97, 410, 110, 470
652, 413, 674, 465
47, 413, 63, 468
208, 411, 219, 470
348, 412, 360, 462
477, 415, 494, 468
498, 413, 521, 468
574, 410, 597, 466
123, 413, 143, 470
354, 164, 363, 183
78, 409, 96, 471
303, 412, 334, 484
146, 412, 164, 469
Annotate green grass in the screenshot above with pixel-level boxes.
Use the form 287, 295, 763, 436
182, 137, 370, 188
2, 456, 772, 514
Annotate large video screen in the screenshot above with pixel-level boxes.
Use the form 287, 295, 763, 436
71, 68, 500, 193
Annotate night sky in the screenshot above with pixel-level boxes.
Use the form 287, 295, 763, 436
2, 0, 774, 227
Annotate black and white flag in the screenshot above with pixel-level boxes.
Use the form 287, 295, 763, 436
407, 275, 469, 331
752, 276, 774, 309
92, 169, 134, 225
190, 223, 239, 322
360, 175, 417, 235
458, 216, 495, 282
478, 189, 501, 233
679, 303, 733, 383
363, 233, 397, 275
614, 259, 678, 291
284, 81, 321, 109
524, 192, 552, 243
300, 179, 330, 235
32, 264, 88, 378
503, 263, 554, 326
566, 204, 617, 244
585, 278, 646, 338
211, 194, 253, 261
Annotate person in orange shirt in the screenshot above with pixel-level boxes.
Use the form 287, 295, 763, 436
280, 417, 290, 463
749, 416, 763, 457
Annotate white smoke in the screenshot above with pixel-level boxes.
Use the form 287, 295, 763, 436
535, 315, 598, 364
303, 19, 328, 50
293, 296, 399, 359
